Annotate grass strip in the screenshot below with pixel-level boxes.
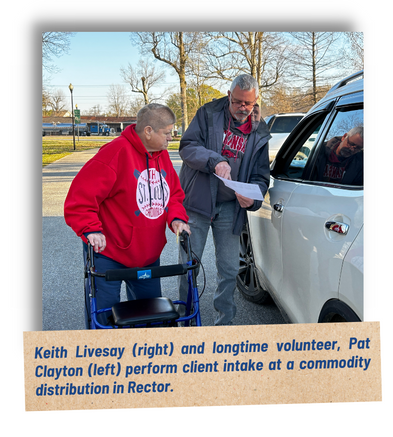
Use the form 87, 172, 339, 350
42, 137, 180, 166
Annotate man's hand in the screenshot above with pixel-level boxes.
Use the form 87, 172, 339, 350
215, 161, 232, 180
236, 192, 254, 209
87, 233, 106, 253
171, 220, 191, 236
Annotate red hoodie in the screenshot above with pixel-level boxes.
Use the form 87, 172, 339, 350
64, 124, 188, 268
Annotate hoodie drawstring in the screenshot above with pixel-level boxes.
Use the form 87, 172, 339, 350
157, 157, 165, 208
146, 154, 152, 207
145, 153, 165, 208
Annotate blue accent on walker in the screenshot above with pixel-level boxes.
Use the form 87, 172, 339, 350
138, 270, 152, 280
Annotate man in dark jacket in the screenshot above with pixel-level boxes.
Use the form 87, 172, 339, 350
178, 74, 271, 325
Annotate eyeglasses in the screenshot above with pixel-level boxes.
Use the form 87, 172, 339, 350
230, 96, 256, 109
346, 136, 363, 151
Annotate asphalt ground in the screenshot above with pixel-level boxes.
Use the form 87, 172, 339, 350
42, 147, 285, 330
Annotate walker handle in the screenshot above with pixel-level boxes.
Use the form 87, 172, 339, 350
180, 230, 192, 258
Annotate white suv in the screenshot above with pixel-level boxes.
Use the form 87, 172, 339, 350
265, 113, 305, 161
237, 71, 364, 324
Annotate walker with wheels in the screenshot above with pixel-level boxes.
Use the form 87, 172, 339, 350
84, 231, 202, 329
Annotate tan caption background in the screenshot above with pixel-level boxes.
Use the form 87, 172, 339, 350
24, 322, 381, 411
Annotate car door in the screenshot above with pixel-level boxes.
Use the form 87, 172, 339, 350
248, 110, 330, 318
249, 94, 364, 323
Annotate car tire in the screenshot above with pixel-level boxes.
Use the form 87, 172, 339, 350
236, 225, 272, 305
318, 300, 361, 323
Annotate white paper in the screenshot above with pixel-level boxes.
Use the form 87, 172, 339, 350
214, 174, 264, 201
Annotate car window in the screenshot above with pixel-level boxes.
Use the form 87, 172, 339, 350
270, 116, 303, 134
278, 115, 326, 180
264, 116, 273, 127
309, 108, 364, 186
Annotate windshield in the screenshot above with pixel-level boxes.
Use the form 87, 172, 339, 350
270, 116, 303, 134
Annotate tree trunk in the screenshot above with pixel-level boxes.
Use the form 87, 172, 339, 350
256, 32, 263, 104
312, 33, 317, 105
178, 32, 188, 133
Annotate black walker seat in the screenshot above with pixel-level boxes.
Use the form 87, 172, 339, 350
111, 297, 180, 327
85, 231, 201, 329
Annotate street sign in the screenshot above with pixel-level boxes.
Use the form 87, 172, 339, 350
74, 109, 80, 124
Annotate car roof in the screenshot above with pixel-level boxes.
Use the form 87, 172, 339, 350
309, 70, 363, 112
269, 112, 306, 117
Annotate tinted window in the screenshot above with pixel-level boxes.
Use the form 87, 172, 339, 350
273, 108, 329, 180
284, 123, 323, 179
270, 116, 303, 134
310, 108, 364, 186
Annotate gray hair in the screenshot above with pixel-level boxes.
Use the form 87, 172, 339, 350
230, 74, 259, 99
136, 103, 176, 133
348, 125, 363, 139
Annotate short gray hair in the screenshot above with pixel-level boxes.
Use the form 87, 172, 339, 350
348, 125, 363, 139
136, 103, 176, 133
230, 74, 259, 99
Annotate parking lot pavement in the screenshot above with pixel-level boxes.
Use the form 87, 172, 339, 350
42, 148, 285, 331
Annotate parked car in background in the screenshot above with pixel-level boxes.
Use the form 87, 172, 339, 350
237, 70, 364, 324
265, 112, 305, 161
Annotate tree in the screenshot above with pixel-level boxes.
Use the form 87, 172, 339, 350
42, 87, 51, 116
121, 59, 166, 105
182, 35, 220, 105
42, 32, 75, 74
264, 85, 299, 114
343, 32, 364, 72
264, 83, 331, 115
285, 32, 344, 105
127, 97, 146, 117
48, 89, 67, 115
166, 85, 224, 128
107, 84, 130, 117
203, 32, 287, 102
130, 32, 205, 132
85, 104, 104, 117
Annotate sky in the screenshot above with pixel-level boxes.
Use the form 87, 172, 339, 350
44, 31, 358, 116
44, 32, 181, 113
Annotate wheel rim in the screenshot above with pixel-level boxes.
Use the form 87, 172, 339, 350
238, 229, 260, 296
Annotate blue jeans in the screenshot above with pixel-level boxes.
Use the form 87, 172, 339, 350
83, 243, 161, 327
178, 201, 240, 325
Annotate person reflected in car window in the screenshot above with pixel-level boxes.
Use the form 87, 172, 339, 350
312, 126, 363, 186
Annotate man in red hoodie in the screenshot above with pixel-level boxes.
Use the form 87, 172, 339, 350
64, 103, 190, 327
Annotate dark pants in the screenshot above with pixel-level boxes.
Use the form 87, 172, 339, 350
83, 243, 161, 328
178, 201, 239, 325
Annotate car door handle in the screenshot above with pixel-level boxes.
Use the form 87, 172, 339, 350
325, 221, 349, 235
273, 203, 284, 212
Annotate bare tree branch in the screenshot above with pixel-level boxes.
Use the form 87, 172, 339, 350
343, 32, 364, 71
120, 59, 166, 105
42, 32, 75, 73
130, 32, 205, 132
202, 32, 287, 103
107, 85, 130, 117
48, 89, 67, 115
285, 32, 344, 104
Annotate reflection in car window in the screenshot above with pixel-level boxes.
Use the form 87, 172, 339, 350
310, 109, 364, 186
284, 123, 323, 180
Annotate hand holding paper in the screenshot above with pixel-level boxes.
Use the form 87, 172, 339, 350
236, 192, 255, 208
214, 174, 264, 201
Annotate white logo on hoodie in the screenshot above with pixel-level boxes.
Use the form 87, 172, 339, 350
136, 168, 170, 219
